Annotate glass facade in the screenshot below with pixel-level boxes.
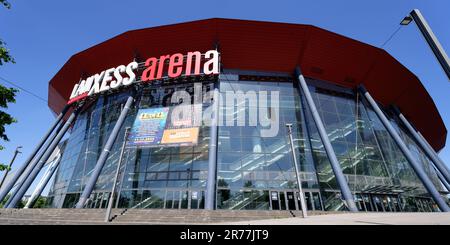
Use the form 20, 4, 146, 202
47, 72, 446, 212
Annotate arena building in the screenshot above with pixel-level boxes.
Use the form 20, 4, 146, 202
2, 18, 449, 213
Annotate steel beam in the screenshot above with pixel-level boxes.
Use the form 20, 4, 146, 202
434, 166, 450, 192
360, 86, 449, 212
393, 106, 450, 186
295, 67, 358, 212
0, 105, 69, 204
24, 152, 62, 208
4, 120, 66, 208
75, 96, 134, 209
6, 107, 80, 208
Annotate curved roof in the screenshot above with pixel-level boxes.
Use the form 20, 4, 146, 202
48, 18, 447, 151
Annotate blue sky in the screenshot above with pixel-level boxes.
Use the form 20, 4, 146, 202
0, 0, 449, 195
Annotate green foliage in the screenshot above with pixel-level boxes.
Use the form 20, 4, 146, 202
0, 40, 15, 65
0, 194, 10, 207
0, 0, 10, 9
0, 194, 26, 208
0, 0, 18, 171
32, 196, 48, 208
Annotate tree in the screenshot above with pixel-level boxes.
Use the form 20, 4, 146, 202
0, 0, 18, 171
32, 196, 48, 208
0, 193, 25, 208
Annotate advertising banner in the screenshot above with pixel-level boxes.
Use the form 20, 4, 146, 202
127, 107, 169, 147
161, 127, 199, 146
128, 107, 199, 148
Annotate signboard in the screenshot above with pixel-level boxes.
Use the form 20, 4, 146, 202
127, 108, 169, 147
161, 127, 199, 146
127, 107, 199, 148
67, 50, 220, 105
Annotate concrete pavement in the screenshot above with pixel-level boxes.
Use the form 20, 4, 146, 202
216, 212, 450, 225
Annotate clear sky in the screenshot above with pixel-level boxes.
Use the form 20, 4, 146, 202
0, 0, 449, 196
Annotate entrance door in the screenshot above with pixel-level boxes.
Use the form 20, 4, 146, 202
362, 194, 373, 211
286, 192, 296, 210
181, 190, 189, 209
190, 190, 203, 209
392, 196, 402, 212
355, 194, 366, 211
270, 191, 280, 210
372, 195, 385, 212
165, 190, 180, 209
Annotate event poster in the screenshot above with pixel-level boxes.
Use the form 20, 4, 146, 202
127, 107, 199, 148
127, 107, 169, 147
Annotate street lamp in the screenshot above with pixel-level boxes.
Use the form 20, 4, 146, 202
0, 146, 22, 189
401, 9, 450, 81
400, 16, 412, 26
286, 124, 307, 218
105, 127, 130, 222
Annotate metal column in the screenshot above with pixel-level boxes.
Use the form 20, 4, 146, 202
0, 105, 69, 203
6, 107, 80, 208
393, 106, 450, 185
24, 152, 62, 208
359, 86, 449, 212
434, 167, 450, 192
75, 96, 134, 209
295, 67, 358, 212
409, 9, 450, 81
418, 132, 450, 188
4, 119, 66, 207
105, 127, 129, 222
205, 86, 220, 210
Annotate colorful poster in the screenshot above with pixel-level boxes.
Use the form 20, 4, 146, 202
161, 127, 199, 146
127, 108, 169, 147
127, 107, 199, 148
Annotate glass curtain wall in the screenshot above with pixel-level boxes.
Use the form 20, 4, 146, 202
48, 81, 214, 209
47, 72, 444, 212
303, 78, 442, 212
216, 73, 320, 210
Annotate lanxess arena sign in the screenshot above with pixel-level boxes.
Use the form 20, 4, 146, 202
68, 50, 220, 104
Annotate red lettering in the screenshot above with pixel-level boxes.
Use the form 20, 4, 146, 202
67, 92, 88, 105
185, 51, 201, 76
157, 55, 170, 79
168, 53, 184, 78
141, 57, 158, 82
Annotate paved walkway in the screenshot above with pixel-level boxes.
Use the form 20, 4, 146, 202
216, 212, 450, 225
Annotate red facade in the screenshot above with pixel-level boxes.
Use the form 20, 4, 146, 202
48, 18, 446, 151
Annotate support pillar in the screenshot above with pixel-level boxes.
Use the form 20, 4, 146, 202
295, 67, 358, 212
6, 107, 80, 208
393, 106, 450, 185
434, 167, 450, 192
0, 105, 69, 203
359, 86, 449, 212
24, 152, 62, 208
75, 96, 134, 209
205, 85, 220, 210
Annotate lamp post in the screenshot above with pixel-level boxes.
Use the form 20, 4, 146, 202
401, 9, 450, 81
286, 124, 307, 218
105, 127, 130, 222
0, 146, 22, 190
